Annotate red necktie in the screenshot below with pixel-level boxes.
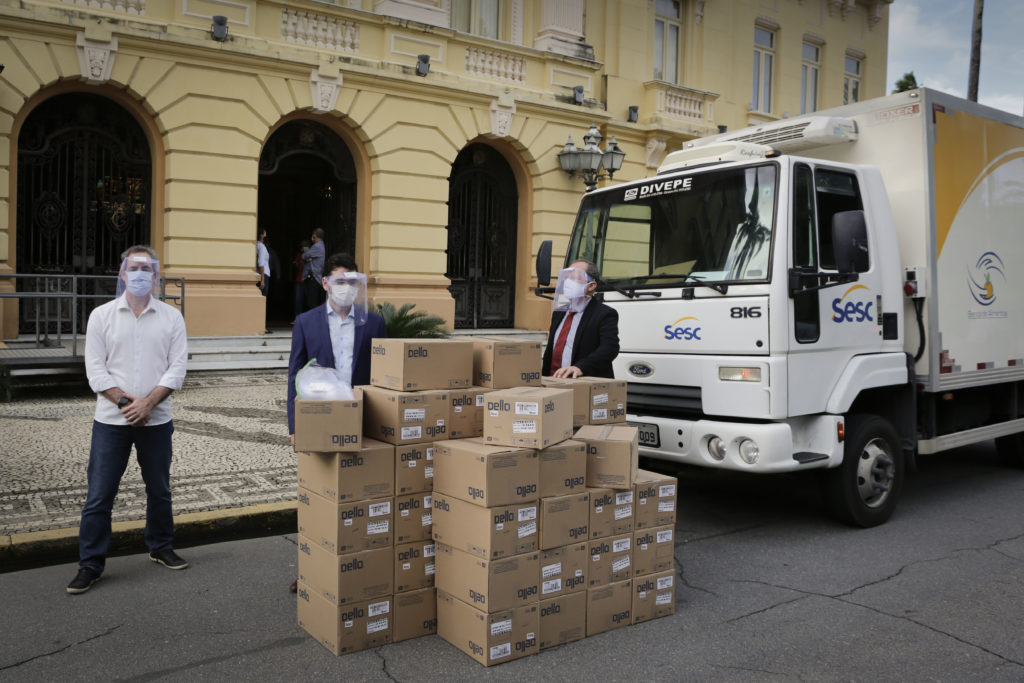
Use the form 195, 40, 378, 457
550, 311, 575, 373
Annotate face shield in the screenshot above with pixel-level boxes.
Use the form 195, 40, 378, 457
116, 253, 160, 299
552, 266, 592, 313
324, 271, 368, 326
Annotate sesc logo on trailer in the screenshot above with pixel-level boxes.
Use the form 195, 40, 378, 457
664, 316, 702, 341
831, 284, 874, 323
624, 177, 693, 202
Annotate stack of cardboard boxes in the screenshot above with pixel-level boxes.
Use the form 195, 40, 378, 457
292, 336, 679, 663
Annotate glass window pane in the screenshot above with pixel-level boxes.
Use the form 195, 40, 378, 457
752, 51, 760, 106
476, 0, 499, 39
755, 27, 773, 48
667, 24, 679, 83
801, 65, 808, 114
451, 0, 469, 32
809, 69, 817, 112
654, 21, 664, 80
763, 54, 772, 111
845, 56, 860, 75
851, 79, 860, 103
656, 0, 680, 18
802, 43, 819, 62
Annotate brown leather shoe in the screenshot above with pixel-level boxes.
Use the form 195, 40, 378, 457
289, 579, 298, 593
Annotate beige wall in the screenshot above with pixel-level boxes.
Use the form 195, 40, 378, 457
0, 0, 889, 338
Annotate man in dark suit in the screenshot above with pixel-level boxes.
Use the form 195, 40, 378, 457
542, 259, 619, 379
287, 252, 387, 445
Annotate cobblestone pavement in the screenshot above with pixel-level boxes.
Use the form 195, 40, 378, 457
0, 372, 294, 536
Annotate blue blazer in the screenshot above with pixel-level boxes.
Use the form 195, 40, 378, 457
287, 304, 387, 433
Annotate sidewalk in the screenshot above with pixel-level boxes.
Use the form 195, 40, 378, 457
0, 371, 297, 568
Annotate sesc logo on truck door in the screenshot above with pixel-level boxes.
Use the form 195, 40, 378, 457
831, 285, 874, 323
664, 316, 702, 340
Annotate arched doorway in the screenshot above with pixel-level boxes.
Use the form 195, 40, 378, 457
16, 92, 152, 333
446, 143, 518, 329
258, 120, 357, 325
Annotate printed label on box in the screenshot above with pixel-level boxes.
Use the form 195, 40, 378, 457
542, 578, 562, 595
518, 520, 537, 538
426, 562, 435, 575
656, 592, 672, 605
404, 408, 425, 421
490, 643, 511, 661
657, 576, 674, 590
614, 505, 632, 520
424, 543, 435, 557
422, 513, 432, 526
344, 519, 353, 527
425, 466, 434, 478
401, 509, 410, 517
454, 406, 463, 413
408, 460, 417, 468
367, 520, 390, 535
592, 409, 608, 421
491, 619, 512, 636
427, 448, 433, 460
515, 401, 539, 416
476, 395, 485, 407
518, 507, 537, 522
613, 538, 631, 553
369, 600, 391, 617
367, 618, 389, 634
658, 501, 675, 512
616, 492, 634, 505
369, 501, 391, 517
593, 393, 609, 406
612, 557, 631, 572
659, 484, 676, 497
401, 426, 423, 440
657, 530, 673, 543
512, 420, 537, 434
542, 562, 561, 579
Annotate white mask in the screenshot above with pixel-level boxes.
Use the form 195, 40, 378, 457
125, 271, 154, 297
563, 280, 587, 299
330, 283, 358, 308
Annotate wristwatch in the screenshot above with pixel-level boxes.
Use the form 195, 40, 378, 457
117, 396, 132, 408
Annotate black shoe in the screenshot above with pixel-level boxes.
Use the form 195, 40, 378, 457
150, 549, 189, 570
67, 567, 101, 594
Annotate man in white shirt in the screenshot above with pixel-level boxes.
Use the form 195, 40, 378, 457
257, 228, 271, 296
67, 245, 189, 594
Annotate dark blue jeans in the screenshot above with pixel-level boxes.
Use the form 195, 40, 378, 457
78, 420, 176, 572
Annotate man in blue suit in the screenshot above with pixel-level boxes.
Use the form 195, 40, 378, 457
287, 253, 387, 446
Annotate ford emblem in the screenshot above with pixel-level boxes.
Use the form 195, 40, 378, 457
628, 361, 654, 378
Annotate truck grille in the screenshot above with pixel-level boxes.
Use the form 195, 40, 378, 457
627, 382, 703, 419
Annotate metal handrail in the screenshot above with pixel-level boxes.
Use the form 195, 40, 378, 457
0, 273, 186, 356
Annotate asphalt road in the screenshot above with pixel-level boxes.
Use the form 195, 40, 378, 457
1, 441, 1022, 681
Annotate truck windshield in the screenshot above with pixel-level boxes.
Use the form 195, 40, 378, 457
567, 163, 777, 289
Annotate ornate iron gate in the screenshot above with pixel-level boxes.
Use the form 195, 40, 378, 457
16, 93, 151, 333
446, 144, 518, 329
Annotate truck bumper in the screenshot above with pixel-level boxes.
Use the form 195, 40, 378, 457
629, 413, 843, 473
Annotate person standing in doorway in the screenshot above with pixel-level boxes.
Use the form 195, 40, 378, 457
541, 259, 619, 379
303, 228, 326, 312
257, 228, 271, 334
67, 245, 189, 594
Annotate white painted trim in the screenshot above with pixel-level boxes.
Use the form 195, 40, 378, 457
183, 0, 251, 26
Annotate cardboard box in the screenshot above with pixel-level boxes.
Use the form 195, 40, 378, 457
541, 377, 590, 427
575, 425, 639, 489
538, 440, 587, 498
370, 339, 473, 391
393, 587, 437, 642
297, 584, 392, 655
293, 389, 363, 453
578, 377, 627, 424
435, 544, 540, 612
634, 469, 678, 529
539, 542, 588, 598
588, 533, 632, 587
394, 492, 434, 544
539, 492, 590, 550
436, 589, 539, 667
362, 386, 450, 445
633, 526, 674, 576
482, 387, 573, 449
539, 592, 587, 650
460, 337, 543, 389
297, 437, 394, 503
433, 438, 539, 507
394, 540, 436, 593
586, 579, 632, 636
588, 487, 634, 539
297, 488, 393, 554
297, 539, 394, 605
395, 442, 434, 495
430, 492, 538, 560
632, 570, 676, 624
448, 386, 493, 439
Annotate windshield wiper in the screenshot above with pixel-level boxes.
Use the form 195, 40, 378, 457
608, 273, 728, 295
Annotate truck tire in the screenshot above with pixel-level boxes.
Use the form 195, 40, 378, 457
819, 414, 903, 527
995, 433, 1024, 468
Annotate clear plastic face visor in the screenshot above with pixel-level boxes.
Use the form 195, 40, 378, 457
552, 266, 592, 312
116, 254, 160, 298
323, 270, 368, 326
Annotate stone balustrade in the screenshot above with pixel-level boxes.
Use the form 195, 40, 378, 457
465, 47, 526, 83
60, 0, 146, 14
281, 8, 359, 52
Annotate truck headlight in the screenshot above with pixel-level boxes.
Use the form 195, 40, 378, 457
719, 366, 762, 382
738, 438, 759, 464
707, 435, 726, 460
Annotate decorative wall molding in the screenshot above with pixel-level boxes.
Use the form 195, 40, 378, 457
695, 0, 706, 24
310, 69, 343, 113
76, 33, 118, 85
61, 0, 146, 14
645, 137, 667, 169
183, 0, 250, 26
534, 0, 593, 59
374, 0, 447, 27
466, 47, 525, 83
282, 9, 359, 52
390, 34, 444, 61
487, 94, 516, 138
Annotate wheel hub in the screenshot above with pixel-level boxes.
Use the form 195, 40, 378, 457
856, 439, 894, 508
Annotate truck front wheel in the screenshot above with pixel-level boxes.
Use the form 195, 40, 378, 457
819, 414, 904, 527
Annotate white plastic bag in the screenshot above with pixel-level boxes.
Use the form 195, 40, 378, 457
295, 360, 354, 400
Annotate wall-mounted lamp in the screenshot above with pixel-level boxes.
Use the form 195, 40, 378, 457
717, 124, 728, 134
557, 123, 626, 192
627, 105, 639, 123
416, 54, 430, 77
211, 15, 229, 41
572, 85, 585, 105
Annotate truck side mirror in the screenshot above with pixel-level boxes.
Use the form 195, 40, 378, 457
832, 210, 869, 273
536, 240, 553, 286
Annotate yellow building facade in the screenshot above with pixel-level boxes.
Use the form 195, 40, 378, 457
0, 0, 891, 337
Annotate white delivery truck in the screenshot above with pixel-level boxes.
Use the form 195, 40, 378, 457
537, 88, 1024, 526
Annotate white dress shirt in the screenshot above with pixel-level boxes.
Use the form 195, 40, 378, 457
553, 297, 591, 370
257, 241, 270, 277
85, 295, 188, 426
327, 303, 355, 386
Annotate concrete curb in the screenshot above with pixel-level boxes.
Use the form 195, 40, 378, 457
1, 501, 297, 572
